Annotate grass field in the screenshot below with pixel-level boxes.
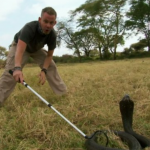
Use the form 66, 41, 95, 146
0, 58, 150, 150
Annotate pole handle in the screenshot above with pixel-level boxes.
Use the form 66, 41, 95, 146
9, 70, 13, 75
9, 70, 24, 83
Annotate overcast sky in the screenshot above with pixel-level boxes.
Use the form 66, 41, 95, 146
0, 0, 144, 56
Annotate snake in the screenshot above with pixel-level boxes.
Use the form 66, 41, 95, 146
85, 95, 150, 150
119, 95, 150, 149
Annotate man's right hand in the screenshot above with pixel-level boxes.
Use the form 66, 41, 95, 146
13, 70, 24, 83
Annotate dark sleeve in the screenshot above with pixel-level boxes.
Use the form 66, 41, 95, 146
47, 30, 57, 50
18, 24, 34, 44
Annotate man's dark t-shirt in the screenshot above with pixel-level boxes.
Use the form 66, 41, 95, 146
14, 21, 56, 53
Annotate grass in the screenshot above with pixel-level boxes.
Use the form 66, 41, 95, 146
0, 58, 150, 150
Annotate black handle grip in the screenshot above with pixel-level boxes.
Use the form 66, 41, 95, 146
9, 70, 13, 75
9, 70, 24, 83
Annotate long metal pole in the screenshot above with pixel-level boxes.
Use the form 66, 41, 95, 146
22, 81, 87, 138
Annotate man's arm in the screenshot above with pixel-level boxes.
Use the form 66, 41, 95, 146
43, 50, 54, 69
39, 50, 54, 85
13, 39, 27, 83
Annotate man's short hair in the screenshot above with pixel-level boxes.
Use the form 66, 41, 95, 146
41, 7, 57, 18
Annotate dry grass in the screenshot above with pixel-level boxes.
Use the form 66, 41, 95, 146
0, 58, 150, 150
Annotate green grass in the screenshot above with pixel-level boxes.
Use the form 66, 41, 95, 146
0, 58, 150, 150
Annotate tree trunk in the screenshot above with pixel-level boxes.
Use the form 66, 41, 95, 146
113, 47, 117, 60
99, 48, 102, 60
76, 49, 82, 62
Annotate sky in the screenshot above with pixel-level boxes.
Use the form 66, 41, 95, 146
0, 0, 145, 56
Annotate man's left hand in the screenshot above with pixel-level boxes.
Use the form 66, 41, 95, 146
39, 71, 46, 85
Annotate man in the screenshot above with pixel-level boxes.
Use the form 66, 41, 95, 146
0, 7, 67, 104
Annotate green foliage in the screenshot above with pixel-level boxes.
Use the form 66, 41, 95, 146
56, 20, 82, 59
103, 49, 112, 59
120, 51, 150, 59
126, 0, 150, 29
125, 0, 150, 51
71, 0, 127, 60
57, 0, 150, 60
53, 55, 95, 63
130, 42, 147, 51
53, 55, 79, 63
89, 49, 99, 57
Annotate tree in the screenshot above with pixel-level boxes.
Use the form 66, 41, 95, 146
108, 0, 126, 59
73, 28, 96, 57
125, 0, 150, 51
130, 39, 147, 51
71, 0, 126, 60
56, 20, 82, 62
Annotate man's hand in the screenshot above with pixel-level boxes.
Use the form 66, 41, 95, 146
39, 71, 46, 85
13, 70, 24, 83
